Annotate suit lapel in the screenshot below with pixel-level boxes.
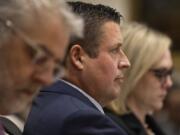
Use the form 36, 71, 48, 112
41, 79, 99, 111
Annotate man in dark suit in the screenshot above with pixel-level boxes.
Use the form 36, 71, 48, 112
23, 2, 130, 135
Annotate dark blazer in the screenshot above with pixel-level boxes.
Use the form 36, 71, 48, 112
23, 80, 127, 135
105, 108, 166, 135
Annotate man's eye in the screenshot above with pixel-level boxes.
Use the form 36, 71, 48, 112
110, 48, 119, 54
34, 56, 49, 65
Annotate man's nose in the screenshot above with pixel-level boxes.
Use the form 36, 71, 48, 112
118, 50, 130, 69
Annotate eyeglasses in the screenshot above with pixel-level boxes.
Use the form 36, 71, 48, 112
150, 68, 173, 83
1, 19, 65, 78
24, 40, 65, 78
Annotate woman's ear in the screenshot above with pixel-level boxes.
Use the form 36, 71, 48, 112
69, 44, 85, 70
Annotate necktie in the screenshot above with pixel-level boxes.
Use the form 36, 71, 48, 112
0, 121, 4, 135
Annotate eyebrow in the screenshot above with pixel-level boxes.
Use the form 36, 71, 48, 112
117, 43, 122, 47
152, 66, 174, 70
39, 44, 54, 57
113, 43, 122, 48
38, 44, 63, 64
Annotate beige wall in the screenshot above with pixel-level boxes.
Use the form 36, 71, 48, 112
172, 52, 180, 71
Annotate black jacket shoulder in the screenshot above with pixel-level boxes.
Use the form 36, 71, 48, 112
104, 108, 166, 135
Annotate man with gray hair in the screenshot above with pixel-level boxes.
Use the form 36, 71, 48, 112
0, 0, 83, 134
0, 0, 83, 115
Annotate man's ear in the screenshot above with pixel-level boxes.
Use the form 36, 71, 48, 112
69, 44, 86, 70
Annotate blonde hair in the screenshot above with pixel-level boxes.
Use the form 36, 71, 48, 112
108, 22, 172, 115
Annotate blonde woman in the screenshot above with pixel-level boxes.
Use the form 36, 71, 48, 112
105, 22, 173, 135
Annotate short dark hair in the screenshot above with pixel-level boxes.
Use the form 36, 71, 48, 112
67, 1, 122, 58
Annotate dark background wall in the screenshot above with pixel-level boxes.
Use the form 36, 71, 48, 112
137, 0, 180, 70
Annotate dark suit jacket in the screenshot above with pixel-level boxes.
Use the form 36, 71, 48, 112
23, 80, 127, 135
105, 108, 166, 135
